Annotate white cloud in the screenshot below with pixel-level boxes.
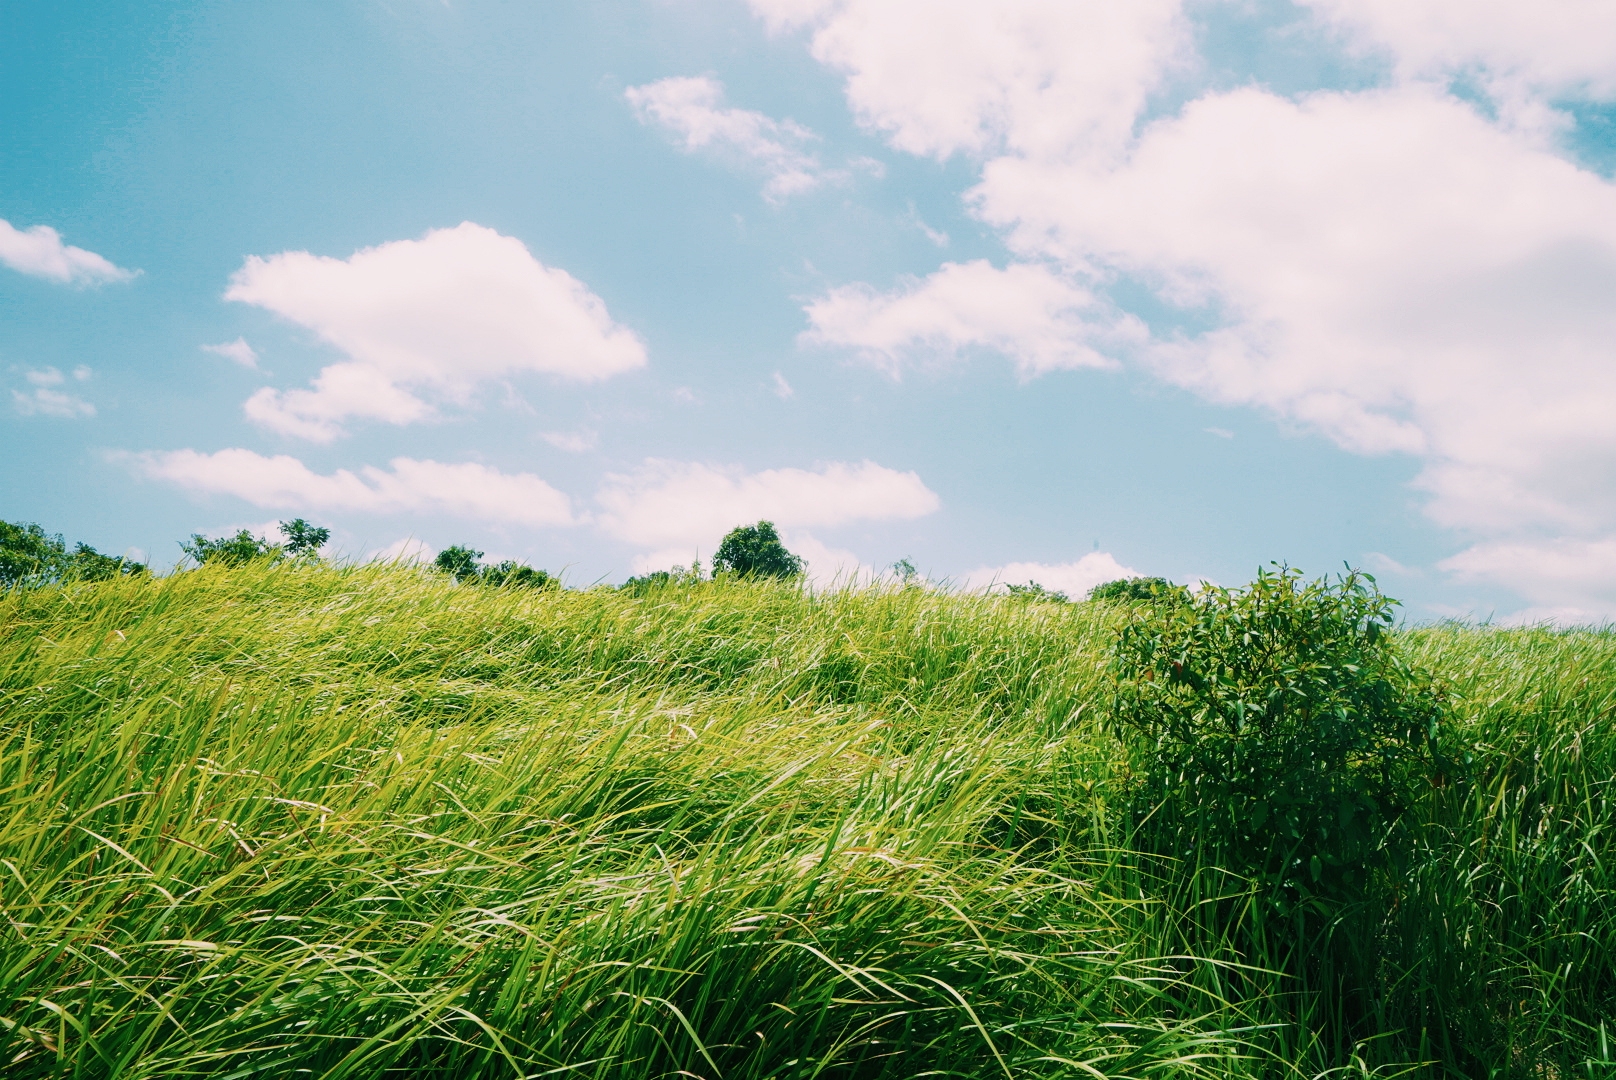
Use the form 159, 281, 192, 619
747, 0, 1189, 162
772, 372, 795, 399
225, 222, 646, 441
803, 259, 1140, 376
1302, 0, 1616, 105
122, 447, 577, 528
978, 86, 1616, 540
1439, 537, 1616, 623
202, 338, 260, 370
369, 537, 434, 565
960, 552, 1140, 599
541, 429, 598, 453
595, 458, 940, 563
0, 218, 136, 285
12, 366, 95, 418
767, 2, 1616, 612
626, 76, 838, 201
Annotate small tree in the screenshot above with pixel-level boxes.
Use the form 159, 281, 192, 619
0, 521, 67, 586
1005, 580, 1068, 602
621, 561, 703, 596
712, 521, 803, 580
480, 560, 557, 589
434, 545, 484, 583
280, 518, 330, 557
181, 530, 279, 567
435, 546, 556, 589
1088, 576, 1180, 602
1, 521, 146, 586
66, 543, 147, 582
1108, 565, 1449, 902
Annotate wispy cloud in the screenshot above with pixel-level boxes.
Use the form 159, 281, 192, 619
595, 457, 939, 572
202, 338, 260, 370
626, 76, 840, 202
12, 366, 95, 418
541, 429, 598, 453
960, 552, 1140, 599
0, 218, 136, 285
803, 260, 1143, 377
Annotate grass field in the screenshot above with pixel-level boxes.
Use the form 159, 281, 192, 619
0, 564, 1611, 1078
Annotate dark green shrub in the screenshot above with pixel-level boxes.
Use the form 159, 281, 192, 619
480, 560, 557, 589
435, 546, 556, 589
280, 518, 331, 556
1, 520, 145, 586
181, 529, 279, 567
434, 545, 483, 582
712, 521, 803, 580
1108, 566, 1450, 903
1005, 580, 1068, 602
1088, 576, 1180, 602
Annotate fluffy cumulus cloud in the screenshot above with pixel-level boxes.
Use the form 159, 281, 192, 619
802, 259, 1140, 376
748, 0, 1188, 161
960, 552, 1140, 599
625, 76, 835, 201
595, 458, 939, 573
123, 448, 576, 528
762, 0, 1616, 616
12, 366, 94, 418
226, 222, 645, 441
0, 218, 135, 285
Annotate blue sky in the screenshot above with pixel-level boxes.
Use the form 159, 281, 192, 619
4, 0, 1616, 621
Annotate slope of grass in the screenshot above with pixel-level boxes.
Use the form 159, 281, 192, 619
0, 564, 1610, 1078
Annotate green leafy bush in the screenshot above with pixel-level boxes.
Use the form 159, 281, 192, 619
0, 520, 146, 586
1108, 565, 1451, 902
712, 521, 803, 579
1005, 580, 1068, 602
434, 545, 484, 582
621, 561, 703, 596
181, 529, 278, 567
1087, 576, 1181, 602
434, 546, 556, 589
280, 518, 330, 556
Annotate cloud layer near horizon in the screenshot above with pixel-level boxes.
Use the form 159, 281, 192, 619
596, 458, 941, 573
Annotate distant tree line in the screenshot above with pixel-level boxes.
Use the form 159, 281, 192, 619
0, 513, 1180, 601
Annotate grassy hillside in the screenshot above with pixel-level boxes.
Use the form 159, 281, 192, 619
0, 565, 1611, 1078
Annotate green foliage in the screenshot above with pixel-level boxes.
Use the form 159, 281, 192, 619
1088, 575, 1182, 602
436, 545, 556, 589
1005, 580, 1068, 602
480, 559, 557, 589
621, 560, 704, 596
0, 521, 65, 586
1108, 566, 1451, 900
279, 517, 331, 556
0, 519, 145, 586
712, 520, 804, 579
180, 528, 279, 566
434, 544, 484, 582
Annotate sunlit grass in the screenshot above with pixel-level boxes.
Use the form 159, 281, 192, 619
0, 564, 1609, 1077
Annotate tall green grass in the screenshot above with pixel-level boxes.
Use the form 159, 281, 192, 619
0, 564, 1609, 1077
